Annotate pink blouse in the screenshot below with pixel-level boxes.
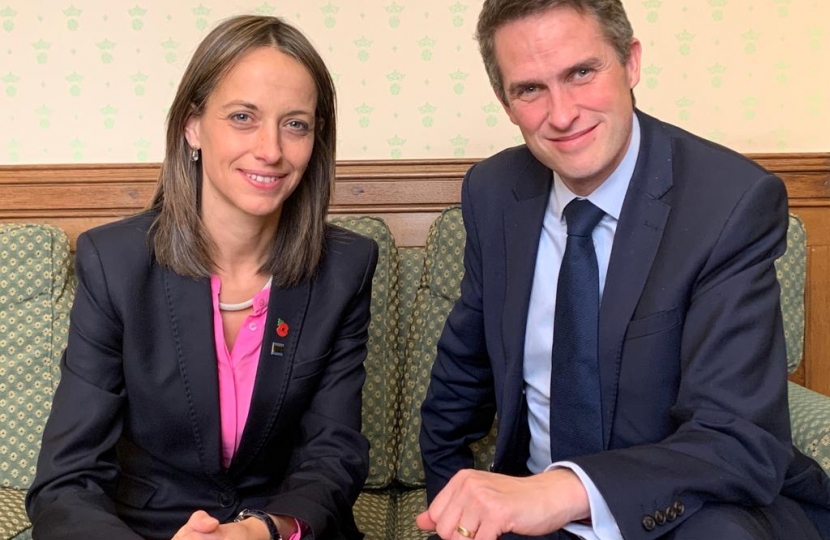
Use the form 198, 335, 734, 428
210, 275, 304, 539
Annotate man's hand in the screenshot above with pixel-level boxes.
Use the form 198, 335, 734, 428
416, 468, 590, 540
171, 510, 296, 540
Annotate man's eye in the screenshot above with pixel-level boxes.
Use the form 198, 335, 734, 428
231, 113, 251, 122
574, 68, 593, 79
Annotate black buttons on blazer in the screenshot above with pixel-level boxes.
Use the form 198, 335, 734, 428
643, 500, 684, 531
218, 492, 237, 508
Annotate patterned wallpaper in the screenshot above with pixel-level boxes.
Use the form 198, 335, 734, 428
0, 0, 827, 164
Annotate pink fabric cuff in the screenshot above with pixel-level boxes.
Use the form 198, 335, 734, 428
287, 517, 305, 540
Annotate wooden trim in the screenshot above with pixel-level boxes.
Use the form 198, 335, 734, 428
1, 153, 829, 396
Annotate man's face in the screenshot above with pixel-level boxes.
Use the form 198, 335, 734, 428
495, 6, 641, 196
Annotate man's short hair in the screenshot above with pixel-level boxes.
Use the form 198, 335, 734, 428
477, 0, 634, 103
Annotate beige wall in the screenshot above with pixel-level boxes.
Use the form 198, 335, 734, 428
0, 0, 826, 164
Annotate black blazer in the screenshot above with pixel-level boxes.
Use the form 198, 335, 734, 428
420, 111, 830, 538
26, 211, 378, 540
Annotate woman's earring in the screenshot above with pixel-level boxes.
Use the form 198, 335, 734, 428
190, 147, 200, 162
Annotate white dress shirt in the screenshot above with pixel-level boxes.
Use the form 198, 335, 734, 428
523, 116, 641, 540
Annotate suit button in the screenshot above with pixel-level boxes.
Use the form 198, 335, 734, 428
673, 501, 685, 516
654, 510, 666, 525
218, 492, 236, 508
642, 515, 656, 531
666, 506, 678, 521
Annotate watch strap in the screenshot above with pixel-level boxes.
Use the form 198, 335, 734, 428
234, 508, 282, 540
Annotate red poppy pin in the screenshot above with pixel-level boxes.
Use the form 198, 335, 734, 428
276, 318, 289, 338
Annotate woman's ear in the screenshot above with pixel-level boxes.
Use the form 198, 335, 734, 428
184, 114, 201, 149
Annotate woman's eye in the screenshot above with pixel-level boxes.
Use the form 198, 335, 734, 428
286, 120, 310, 132
231, 113, 251, 122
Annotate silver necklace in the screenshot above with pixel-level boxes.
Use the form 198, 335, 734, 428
218, 277, 272, 312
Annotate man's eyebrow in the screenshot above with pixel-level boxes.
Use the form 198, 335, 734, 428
505, 56, 606, 96
507, 79, 545, 96
564, 57, 604, 74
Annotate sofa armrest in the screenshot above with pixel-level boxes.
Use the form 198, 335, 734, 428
789, 381, 830, 474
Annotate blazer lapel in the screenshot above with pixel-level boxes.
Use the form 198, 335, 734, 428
228, 279, 311, 475
163, 271, 225, 479
499, 154, 551, 451
598, 111, 673, 447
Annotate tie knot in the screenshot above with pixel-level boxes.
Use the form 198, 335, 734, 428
563, 199, 605, 237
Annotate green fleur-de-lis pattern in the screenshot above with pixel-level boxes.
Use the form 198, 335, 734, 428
0, 1, 825, 164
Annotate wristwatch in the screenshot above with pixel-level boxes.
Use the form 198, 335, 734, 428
234, 508, 282, 540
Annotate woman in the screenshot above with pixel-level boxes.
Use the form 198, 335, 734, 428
25, 15, 376, 540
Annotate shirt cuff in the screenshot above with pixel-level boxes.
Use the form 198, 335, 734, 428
545, 461, 622, 540
286, 518, 306, 540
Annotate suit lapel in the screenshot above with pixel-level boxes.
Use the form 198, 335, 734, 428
499, 154, 551, 450
163, 271, 225, 478
598, 111, 673, 447
228, 279, 311, 475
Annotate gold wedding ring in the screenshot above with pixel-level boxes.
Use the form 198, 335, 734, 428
456, 524, 477, 538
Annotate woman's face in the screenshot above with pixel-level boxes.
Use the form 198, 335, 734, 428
185, 46, 317, 227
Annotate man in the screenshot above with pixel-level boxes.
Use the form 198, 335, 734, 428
417, 1, 830, 539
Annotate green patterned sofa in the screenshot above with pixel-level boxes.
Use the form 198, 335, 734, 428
1, 211, 829, 540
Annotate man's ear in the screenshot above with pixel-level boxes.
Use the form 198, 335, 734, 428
184, 114, 201, 149
626, 38, 642, 90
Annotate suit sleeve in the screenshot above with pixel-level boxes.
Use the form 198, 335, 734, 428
261, 239, 378, 538
25, 233, 143, 540
420, 167, 499, 503
573, 173, 794, 539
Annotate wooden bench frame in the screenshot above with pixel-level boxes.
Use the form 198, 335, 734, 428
2, 154, 829, 394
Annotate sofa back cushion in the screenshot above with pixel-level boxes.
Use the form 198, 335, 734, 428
396, 207, 496, 487
0, 224, 73, 490
328, 216, 401, 488
776, 214, 806, 374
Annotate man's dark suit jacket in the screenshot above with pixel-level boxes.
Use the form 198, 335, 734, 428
420, 111, 830, 539
26, 211, 378, 540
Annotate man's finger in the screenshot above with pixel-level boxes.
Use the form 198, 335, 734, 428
416, 510, 437, 531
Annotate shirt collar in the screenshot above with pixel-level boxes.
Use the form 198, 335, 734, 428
551, 114, 641, 223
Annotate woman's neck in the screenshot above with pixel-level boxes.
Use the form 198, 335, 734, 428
203, 212, 279, 276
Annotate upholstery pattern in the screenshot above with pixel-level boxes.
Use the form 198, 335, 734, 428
0, 224, 72, 490
397, 207, 497, 487
775, 214, 806, 374
0, 488, 29, 539
353, 490, 396, 540
395, 248, 425, 359
395, 489, 432, 540
789, 381, 830, 474
397, 291, 456, 486
328, 216, 401, 488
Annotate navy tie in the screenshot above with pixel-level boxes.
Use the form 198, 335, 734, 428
549, 198, 605, 462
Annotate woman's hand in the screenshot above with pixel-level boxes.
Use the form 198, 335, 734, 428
171, 510, 297, 540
